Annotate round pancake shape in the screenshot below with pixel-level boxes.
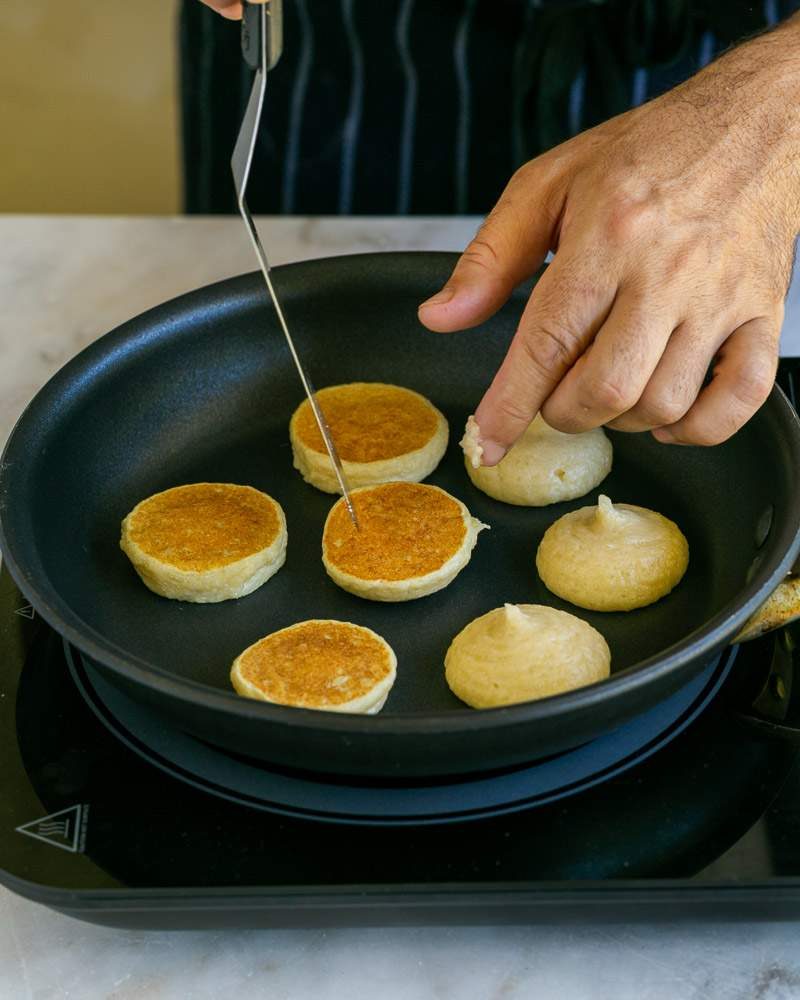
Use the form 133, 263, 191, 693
290, 382, 449, 493
120, 483, 287, 603
231, 620, 397, 714
536, 494, 689, 612
445, 603, 611, 709
462, 413, 612, 506
322, 481, 487, 602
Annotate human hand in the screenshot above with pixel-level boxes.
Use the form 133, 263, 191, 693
199, 0, 267, 20
419, 18, 800, 462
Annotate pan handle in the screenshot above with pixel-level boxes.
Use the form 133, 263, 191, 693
733, 627, 800, 745
733, 575, 800, 643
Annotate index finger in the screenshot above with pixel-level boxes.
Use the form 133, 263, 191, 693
473, 258, 616, 463
200, 0, 268, 19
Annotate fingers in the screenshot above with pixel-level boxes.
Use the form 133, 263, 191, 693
471, 257, 616, 463
200, 0, 268, 19
540, 289, 675, 433
418, 164, 563, 333
652, 314, 780, 446
200, 0, 242, 17
605, 318, 727, 433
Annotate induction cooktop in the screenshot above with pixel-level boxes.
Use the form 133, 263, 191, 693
2, 368, 800, 930
3, 569, 800, 928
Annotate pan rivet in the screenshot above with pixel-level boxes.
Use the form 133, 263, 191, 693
771, 675, 787, 701
755, 505, 774, 549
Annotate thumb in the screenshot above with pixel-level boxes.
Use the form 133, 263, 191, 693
418, 165, 561, 333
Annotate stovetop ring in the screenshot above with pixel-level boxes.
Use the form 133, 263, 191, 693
68, 643, 736, 825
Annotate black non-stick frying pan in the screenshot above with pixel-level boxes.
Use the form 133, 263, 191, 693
2, 252, 800, 779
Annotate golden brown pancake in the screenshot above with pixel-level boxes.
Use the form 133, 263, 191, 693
290, 383, 449, 493
231, 620, 397, 713
322, 482, 487, 601
125, 483, 281, 571
120, 483, 287, 602
294, 383, 439, 461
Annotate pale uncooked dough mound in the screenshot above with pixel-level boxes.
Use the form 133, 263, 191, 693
536, 495, 689, 612
462, 414, 612, 506
445, 603, 610, 708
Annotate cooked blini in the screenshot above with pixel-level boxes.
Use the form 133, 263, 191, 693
290, 382, 448, 493
120, 483, 287, 603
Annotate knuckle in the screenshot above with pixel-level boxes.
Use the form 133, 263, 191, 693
635, 391, 689, 427
579, 373, 638, 414
731, 358, 775, 409
522, 321, 582, 378
509, 157, 546, 189
541, 412, 574, 434
540, 399, 584, 434
603, 194, 659, 246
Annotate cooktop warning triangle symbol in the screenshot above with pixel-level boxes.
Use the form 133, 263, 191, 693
14, 604, 35, 620
16, 804, 86, 853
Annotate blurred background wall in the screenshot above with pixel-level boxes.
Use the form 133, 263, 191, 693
2, 1, 181, 214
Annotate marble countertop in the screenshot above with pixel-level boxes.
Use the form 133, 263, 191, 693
2, 214, 800, 1000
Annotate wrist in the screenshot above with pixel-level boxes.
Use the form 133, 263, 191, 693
667, 17, 800, 233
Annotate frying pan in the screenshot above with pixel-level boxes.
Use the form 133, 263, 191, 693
2, 252, 800, 780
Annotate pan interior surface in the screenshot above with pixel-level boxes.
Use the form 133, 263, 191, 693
3, 253, 799, 724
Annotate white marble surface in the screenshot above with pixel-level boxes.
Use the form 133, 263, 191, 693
2, 215, 800, 1000
0, 214, 482, 449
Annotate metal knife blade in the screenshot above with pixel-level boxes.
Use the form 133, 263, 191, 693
232, 0, 359, 529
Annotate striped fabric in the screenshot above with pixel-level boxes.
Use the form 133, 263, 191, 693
180, 0, 800, 215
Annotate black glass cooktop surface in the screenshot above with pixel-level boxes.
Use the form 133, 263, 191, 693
3, 561, 800, 929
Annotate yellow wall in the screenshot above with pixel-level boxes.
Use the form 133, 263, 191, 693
2, 2, 181, 214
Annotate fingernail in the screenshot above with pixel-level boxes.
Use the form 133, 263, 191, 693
419, 286, 455, 309
480, 438, 507, 466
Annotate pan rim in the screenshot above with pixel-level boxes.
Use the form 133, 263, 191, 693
2, 251, 800, 737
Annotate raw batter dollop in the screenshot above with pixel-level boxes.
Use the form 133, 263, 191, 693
445, 603, 611, 708
461, 414, 612, 506
536, 495, 689, 611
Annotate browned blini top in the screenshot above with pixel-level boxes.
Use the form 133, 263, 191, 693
236, 621, 392, 707
126, 484, 281, 572
293, 383, 439, 462
324, 482, 467, 581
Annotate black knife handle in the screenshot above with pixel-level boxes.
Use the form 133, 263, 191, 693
241, 1, 263, 71
242, 1, 282, 72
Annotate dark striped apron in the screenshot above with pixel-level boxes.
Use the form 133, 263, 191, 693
179, 0, 800, 215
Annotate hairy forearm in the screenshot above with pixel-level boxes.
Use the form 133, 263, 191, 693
665, 14, 800, 231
